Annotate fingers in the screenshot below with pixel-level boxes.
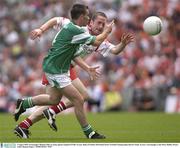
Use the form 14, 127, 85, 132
127, 34, 135, 42
104, 19, 115, 34
90, 76, 93, 81
30, 31, 38, 40
88, 66, 101, 80
90, 73, 101, 81
126, 34, 134, 41
91, 70, 101, 79
107, 19, 115, 28
92, 66, 101, 76
121, 33, 134, 44
110, 19, 115, 26
95, 71, 101, 77
29, 29, 42, 40
122, 33, 133, 39
93, 66, 100, 70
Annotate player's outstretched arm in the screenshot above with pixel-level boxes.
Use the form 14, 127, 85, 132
30, 17, 59, 40
92, 20, 114, 46
111, 33, 134, 55
73, 56, 101, 80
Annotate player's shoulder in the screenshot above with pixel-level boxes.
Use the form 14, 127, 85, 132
62, 17, 70, 23
67, 22, 86, 33
53, 17, 71, 30
81, 26, 89, 32
57, 17, 70, 25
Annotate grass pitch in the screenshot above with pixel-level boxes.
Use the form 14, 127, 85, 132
0, 112, 180, 143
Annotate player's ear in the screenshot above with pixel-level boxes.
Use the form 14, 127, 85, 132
79, 14, 85, 21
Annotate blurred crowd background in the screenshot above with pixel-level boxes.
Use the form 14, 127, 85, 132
0, 0, 180, 113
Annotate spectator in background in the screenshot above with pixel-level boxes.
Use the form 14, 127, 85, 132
0, 0, 180, 113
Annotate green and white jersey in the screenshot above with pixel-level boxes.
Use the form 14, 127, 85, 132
43, 18, 96, 74
54, 17, 115, 60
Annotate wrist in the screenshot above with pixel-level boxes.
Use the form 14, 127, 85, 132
120, 42, 126, 47
87, 66, 91, 72
104, 29, 111, 34
39, 28, 44, 33
86, 66, 91, 73
102, 31, 109, 39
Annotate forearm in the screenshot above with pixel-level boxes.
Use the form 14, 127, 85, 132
111, 42, 126, 55
92, 31, 109, 46
39, 17, 58, 33
73, 57, 100, 80
73, 56, 90, 72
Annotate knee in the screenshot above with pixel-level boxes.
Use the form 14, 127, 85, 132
74, 97, 84, 107
79, 98, 85, 105
81, 92, 90, 101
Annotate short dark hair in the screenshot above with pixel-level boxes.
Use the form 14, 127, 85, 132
91, 12, 107, 21
70, 4, 88, 20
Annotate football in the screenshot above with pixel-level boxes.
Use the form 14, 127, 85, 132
143, 16, 163, 36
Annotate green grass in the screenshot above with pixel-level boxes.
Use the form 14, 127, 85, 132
0, 112, 180, 143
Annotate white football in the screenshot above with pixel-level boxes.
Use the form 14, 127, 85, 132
143, 16, 163, 36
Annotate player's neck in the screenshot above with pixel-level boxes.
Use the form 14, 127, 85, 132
72, 19, 83, 27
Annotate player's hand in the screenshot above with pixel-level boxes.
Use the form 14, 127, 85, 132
30, 28, 43, 40
87, 66, 101, 80
121, 33, 134, 46
104, 20, 114, 34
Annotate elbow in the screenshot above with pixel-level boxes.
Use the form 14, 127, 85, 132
52, 17, 58, 20
111, 49, 118, 55
112, 52, 118, 55
51, 17, 59, 24
113, 52, 118, 55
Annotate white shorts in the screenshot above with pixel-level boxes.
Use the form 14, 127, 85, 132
45, 72, 71, 88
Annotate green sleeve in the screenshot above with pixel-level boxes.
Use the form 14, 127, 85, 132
70, 25, 96, 45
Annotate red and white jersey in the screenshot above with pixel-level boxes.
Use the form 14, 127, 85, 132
53, 17, 70, 30
54, 17, 115, 58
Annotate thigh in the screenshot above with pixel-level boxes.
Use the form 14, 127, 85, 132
61, 84, 83, 103
72, 78, 89, 100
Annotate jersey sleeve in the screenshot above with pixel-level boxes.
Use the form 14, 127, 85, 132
70, 26, 96, 45
97, 40, 115, 57
53, 17, 70, 30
